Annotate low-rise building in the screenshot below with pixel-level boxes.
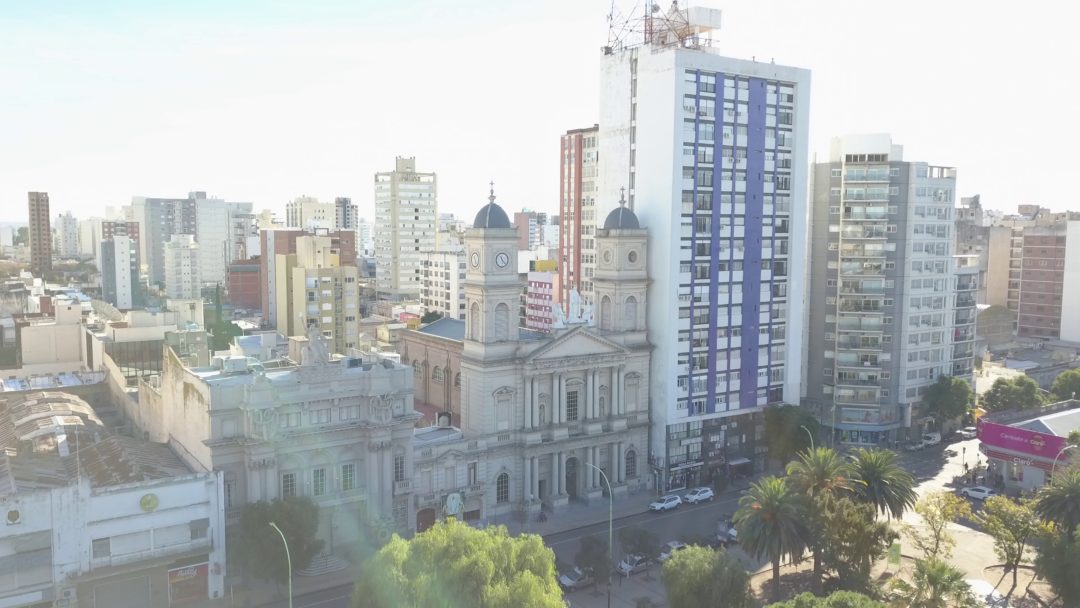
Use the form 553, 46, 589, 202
977, 399, 1080, 493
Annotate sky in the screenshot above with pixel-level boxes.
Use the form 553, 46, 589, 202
2, 0, 1078, 224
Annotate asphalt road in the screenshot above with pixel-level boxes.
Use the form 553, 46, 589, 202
260, 582, 353, 608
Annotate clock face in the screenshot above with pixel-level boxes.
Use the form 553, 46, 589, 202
470, 251, 480, 268
495, 252, 509, 268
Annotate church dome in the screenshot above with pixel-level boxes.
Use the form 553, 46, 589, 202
603, 205, 640, 230
473, 184, 513, 229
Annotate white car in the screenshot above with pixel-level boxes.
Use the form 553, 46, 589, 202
616, 554, 650, 576
683, 487, 715, 504
959, 426, 978, 440
658, 541, 688, 562
964, 579, 1008, 606
960, 486, 998, 501
558, 567, 593, 592
649, 494, 682, 512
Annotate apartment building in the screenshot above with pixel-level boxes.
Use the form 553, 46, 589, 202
286, 196, 335, 230
28, 191, 52, 275
805, 134, 974, 445
374, 157, 438, 298
164, 235, 202, 299
259, 229, 357, 325
559, 125, 600, 305
273, 234, 360, 354
100, 234, 142, 310
419, 249, 466, 321
54, 211, 79, 259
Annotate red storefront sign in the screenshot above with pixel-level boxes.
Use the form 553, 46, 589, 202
978, 420, 1068, 460
168, 562, 208, 605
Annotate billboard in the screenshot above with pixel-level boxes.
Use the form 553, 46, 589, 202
168, 562, 208, 605
978, 420, 1068, 460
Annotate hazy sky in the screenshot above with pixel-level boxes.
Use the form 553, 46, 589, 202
2, 1, 1077, 224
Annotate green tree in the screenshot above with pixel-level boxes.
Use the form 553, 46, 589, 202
1036, 466, 1080, 539
975, 496, 1046, 590
819, 498, 897, 593
734, 476, 809, 602
661, 546, 754, 608
1069, 429, 1080, 448
1034, 525, 1080, 607
766, 590, 885, 607
903, 491, 972, 559
1051, 368, 1080, 401
618, 526, 660, 574
352, 519, 563, 608
574, 534, 611, 588
921, 376, 973, 432
13, 227, 27, 246
420, 310, 443, 324
981, 376, 1045, 413
763, 404, 819, 465
235, 497, 324, 585
785, 447, 852, 593
887, 557, 978, 608
847, 448, 917, 519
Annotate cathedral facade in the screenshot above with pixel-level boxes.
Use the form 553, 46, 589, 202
401, 194, 653, 532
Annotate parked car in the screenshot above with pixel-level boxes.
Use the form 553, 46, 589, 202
960, 486, 998, 501
683, 486, 715, 504
959, 426, 978, 440
558, 567, 593, 592
658, 541, 688, 562
649, 494, 682, 512
616, 553, 650, 576
964, 579, 1008, 606
922, 432, 942, 447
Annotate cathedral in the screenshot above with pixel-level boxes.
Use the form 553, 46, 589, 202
400, 191, 652, 532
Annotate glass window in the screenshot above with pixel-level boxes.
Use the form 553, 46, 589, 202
281, 473, 296, 498
313, 468, 326, 496
341, 464, 355, 492
566, 390, 579, 422
625, 450, 637, 478
92, 538, 111, 559
496, 473, 510, 503
394, 455, 405, 482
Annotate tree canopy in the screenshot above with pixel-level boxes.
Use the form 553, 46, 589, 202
763, 404, 819, 464
352, 519, 564, 608
904, 491, 971, 559
766, 590, 885, 608
735, 475, 809, 601
235, 497, 324, 585
921, 376, 973, 431
1035, 525, 1080, 607
981, 375, 1045, 413
975, 496, 1046, 590
574, 534, 611, 586
847, 448, 917, 519
661, 546, 754, 608
1051, 368, 1080, 402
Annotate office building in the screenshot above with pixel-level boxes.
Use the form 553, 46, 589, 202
805, 134, 974, 445
274, 234, 360, 354
165, 235, 202, 299
597, 6, 808, 489
101, 234, 142, 310
259, 229, 356, 326
559, 125, 600, 305
286, 196, 335, 230
54, 211, 79, 259
374, 157, 438, 298
132, 194, 196, 286
335, 196, 358, 231
28, 191, 52, 274
419, 249, 466, 320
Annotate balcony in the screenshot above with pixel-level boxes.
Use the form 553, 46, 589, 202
956, 295, 976, 309
842, 210, 888, 221
835, 373, 882, 387
836, 316, 884, 332
836, 338, 882, 350
394, 479, 413, 495
838, 299, 882, 313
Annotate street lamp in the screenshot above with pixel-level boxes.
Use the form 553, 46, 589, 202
584, 462, 613, 608
799, 425, 815, 451
268, 522, 293, 608
1051, 445, 1078, 484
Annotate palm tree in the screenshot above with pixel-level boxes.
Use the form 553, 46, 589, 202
785, 447, 852, 592
734, 476, 809, 602
888, 557, 979, 608
1036, 467, 1080, 540
847, 448, 917, 519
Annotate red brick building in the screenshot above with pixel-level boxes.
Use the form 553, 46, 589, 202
226, 257, 261, 311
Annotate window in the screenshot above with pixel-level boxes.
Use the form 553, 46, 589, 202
413, 360, 422, 376
432, 366, 444, 383
496, 473, 510, 503
313, 468, 326, 496
279, 412, 301, 428
224, 481, 233, 509
394, 455, 405, 482
566, 390, 580, 422
281, 473, 296, 498
341, 463, 356, 491
625, 450, 637, 478
339, 406, 360, 421
190, 518, 209, 541
92, 538, 111, 559
310, 409, 331, 425
454, 373, 461, 388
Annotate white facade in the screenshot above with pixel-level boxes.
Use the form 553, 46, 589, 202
1061, 221, 1080, 343
77, 217, 103, 261
165, 235, 202, 299
55, 211, 79, 259
419, 249, 466, 320
356, 218, 374, 256
598, 25, 810, 487
101, 234, 138, 309
541, 223, 560, 249
286, 196, 334, 231
193, 197, 229, 285
374, 157, 438, 297
0, 473, 226, 608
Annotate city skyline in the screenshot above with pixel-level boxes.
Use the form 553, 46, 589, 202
2, 0, 1076, 223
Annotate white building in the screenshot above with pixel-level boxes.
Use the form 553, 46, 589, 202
54, 211, 80, 259
77, 217, 103, 261
0, 391, 226, 608
286, 196, 335, 231
356, 217, 374, 256
100, 234, 141, 310
419, 249, 466, 321
541, 223, 560, 249
374, 157, 438, 298
597, 6, 810, 489
165, 235, 202, 299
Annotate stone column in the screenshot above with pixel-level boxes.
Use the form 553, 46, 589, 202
583, 446, 591, 489
523, 456, 532, 503
591, 446, 599, 488
583, 370, 591, 420
531, 456, 540, 501
592, 369, 600, 417
557, 452, 565, 495
528, 376, 536, 428
556, 373, 564, 424
616, 366, 625, 415
617, 442, 624, 483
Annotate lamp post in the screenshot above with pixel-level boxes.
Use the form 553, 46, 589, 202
268, 522, 293, 608
584, 462, 613, 608
1051, 445, 1078, 484
799, 425, 815, 451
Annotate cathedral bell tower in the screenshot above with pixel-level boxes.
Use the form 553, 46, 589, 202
593, 193, 648, 336
463, 185, 521, 360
